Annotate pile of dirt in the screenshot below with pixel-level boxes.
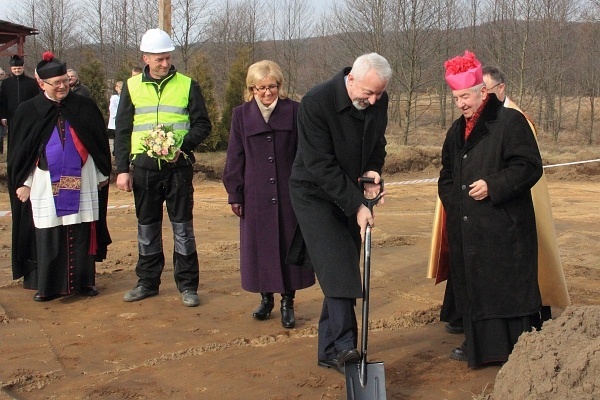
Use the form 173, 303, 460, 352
493, 306, 600, 399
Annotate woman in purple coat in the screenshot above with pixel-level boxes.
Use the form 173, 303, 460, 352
223, 60, 315, 328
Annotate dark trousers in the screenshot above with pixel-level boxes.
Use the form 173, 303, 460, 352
318, 296, 358, 360
132, 164, 199, 291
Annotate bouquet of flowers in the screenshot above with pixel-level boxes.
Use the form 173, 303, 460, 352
141, 124, 182, 163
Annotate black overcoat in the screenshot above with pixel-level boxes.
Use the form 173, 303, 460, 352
438, 95, 543, 321
7, 92, 112, 279
0, 74, 40, 122
223, 98, 315, 293
288, 68, 388, 298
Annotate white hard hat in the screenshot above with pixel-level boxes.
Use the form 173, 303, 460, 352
140, 29, 175, 53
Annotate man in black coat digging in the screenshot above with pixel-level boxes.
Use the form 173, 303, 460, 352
288, 53, 392, 374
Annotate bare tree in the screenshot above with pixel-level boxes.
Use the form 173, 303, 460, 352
14, 0, 80, 59
271, 0, 314, 97
533, 0, 580, 141
432, 0, 462, 130
389, 0, 447, 144
208, 0, 262, 96
328, 0, 392, 57
171, 0, 212, 72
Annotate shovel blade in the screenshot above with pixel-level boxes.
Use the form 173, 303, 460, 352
345, 361, 387, 400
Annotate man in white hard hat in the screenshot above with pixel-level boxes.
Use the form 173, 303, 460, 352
114, 28, 211, 307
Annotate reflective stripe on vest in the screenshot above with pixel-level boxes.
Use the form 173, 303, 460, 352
127, 73, 192, 155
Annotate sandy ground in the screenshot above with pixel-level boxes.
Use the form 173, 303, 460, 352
0, 167, 599, 400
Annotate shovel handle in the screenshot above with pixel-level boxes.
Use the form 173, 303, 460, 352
358, 177, 384, 211
356, 176, 383, 386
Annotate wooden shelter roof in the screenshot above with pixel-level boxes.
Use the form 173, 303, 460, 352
0, 20, 39, 58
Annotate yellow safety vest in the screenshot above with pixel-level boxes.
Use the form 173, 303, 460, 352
127, 72, 192, 155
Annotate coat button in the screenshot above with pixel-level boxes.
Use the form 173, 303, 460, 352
267, 156, 274, 163
270, 178, 275, 184
271, 198, 277, 204
463, 154, 467, 159
463, 216, 468, 221
267, 136, 272, 142
461, 185, 466, 190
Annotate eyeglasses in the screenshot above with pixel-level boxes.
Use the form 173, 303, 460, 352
253, 84, 279, 93
486, 83, 502, 91
43, 78, 70, 88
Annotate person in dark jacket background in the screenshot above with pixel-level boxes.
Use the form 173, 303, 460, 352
67, 69, 92, 98
439, 50, 543, 368
223, 60, 315, 329
288, 53, 392, 374
0, 55, 41, 152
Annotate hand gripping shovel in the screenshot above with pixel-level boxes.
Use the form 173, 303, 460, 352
346, 177, 387, 400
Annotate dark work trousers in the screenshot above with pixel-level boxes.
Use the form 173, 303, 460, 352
132, 164, 199, 292
318, 296, 358, 360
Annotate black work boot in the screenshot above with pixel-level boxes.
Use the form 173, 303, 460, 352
281, 291, 296, 328
253, 293, 274, 320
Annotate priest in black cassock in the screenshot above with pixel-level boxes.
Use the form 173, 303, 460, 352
7, 52, 112, 302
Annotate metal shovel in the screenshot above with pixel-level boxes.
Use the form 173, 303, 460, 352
346, 178, 387, 400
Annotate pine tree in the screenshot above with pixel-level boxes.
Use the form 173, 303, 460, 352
78, 53, 109, 121
187, 52, 223, 151
219, 48, 252, 150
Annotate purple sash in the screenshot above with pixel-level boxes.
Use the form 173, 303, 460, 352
46, 120, 82, 217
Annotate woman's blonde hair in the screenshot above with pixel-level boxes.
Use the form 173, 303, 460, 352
115, 81, 123, 91
244, 60, 287, 102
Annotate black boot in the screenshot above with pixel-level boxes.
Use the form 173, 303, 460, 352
253, 293, 274, 320
281, 291, 296, 328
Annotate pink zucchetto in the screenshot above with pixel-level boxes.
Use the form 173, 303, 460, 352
444, 50, 483, 90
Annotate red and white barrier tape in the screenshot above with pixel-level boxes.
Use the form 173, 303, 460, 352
1, 159, 598, 217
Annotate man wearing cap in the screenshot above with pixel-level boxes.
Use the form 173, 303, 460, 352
7, 51, 112, 302
435, 65, 572, 337
114, 28, 211, 307
0, 55, 40, 150
438, 50, 544, 368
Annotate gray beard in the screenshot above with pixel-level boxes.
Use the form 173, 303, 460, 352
353, 99, 369, 110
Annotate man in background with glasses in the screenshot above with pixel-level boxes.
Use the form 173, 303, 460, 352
483, 65, 570, 319
67, 69, 92, 99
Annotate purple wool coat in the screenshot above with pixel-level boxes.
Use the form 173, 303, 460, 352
223, 98, 315, 294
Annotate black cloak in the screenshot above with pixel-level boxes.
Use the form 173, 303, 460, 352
7, 92, 112, 279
